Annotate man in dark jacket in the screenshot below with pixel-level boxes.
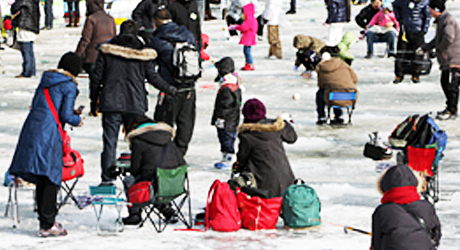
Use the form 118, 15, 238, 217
91, 20, 177, 185
421, 0, 460, 120
11, 0, 40, 78
131, 0, 169, 44
76, 0, 116, 115
148, 9, 198, 156
393, 0, 430, 84
168, 0, 202, 47
235, 99, 297, 198
371, 165, 441, 250
325, 0, 351, 45
355, 0, 381, 29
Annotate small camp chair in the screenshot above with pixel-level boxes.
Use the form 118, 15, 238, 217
325, 89, 358, 125
58, 177, 84, 210
89, 185, 125, 234
4, 177, 35, 228
135, 165, 192, 233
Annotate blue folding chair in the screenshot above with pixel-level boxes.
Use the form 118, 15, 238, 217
89, 185, 125, 235
326, 89, 358, 125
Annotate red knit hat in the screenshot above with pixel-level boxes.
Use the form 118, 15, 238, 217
242, 98, 266, 123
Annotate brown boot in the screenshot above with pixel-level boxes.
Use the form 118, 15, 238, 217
205, 9, 217, 21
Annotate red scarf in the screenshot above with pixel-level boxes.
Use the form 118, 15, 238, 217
381, 186, 420, 204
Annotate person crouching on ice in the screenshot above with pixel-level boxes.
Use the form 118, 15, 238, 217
371, 164, 441, 250
211, 57, 242, 170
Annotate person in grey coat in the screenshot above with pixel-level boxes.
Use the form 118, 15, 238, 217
421, 0, 460, 120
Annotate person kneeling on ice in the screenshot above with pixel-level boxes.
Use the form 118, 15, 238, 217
116, 115, 186, 225
371, 164, 441, 250
292, 34, 326, 79
316, 47, 358, 125
233, 98, 297, 197
211, 57, 242, 169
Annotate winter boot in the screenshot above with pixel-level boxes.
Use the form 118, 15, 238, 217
205, 9, 217, 21
241, 63, 255, 71
122, 209, 142, 225
214, 153, 235, 170
158, 203, 178, 224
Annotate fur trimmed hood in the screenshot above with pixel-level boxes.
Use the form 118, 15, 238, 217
127, 122, 175, 145
376, 165, 425, 195
100, 43, 157, 61
47, 69, 79, 85
238, 116, 285, 133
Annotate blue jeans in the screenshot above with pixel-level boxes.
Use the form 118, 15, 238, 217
19, 41, 36, 77
217, 128, 236, 154
243, 46, 253, 64
44, 0, 54, 28
316, 89, 342, 120
366, 31, 397, 55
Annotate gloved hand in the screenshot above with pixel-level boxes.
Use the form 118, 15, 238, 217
107, 165, 122, 179
215, 118, 225, 129
415, 47, 425, 55
169, 86, 178, 96
139, 26, 146, 32
228, 24, 238, 30
293, 65, 299, 72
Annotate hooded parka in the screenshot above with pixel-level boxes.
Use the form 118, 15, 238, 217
9, 70, 82, 186
11, 0, 40, 34
236, 117, 297, 197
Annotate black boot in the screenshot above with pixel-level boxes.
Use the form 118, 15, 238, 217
158, 203, 178, 224
122, 209, 141, 225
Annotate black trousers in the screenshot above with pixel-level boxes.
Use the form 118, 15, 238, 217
256, 15, 266, 37
441, 69, 460, 114
217, 128, 236, 154
226, 15, 241, 36
101, 112, 137, 182
36, 176, 59, 230
395, 31, 425, 78
154, 89, 196, 156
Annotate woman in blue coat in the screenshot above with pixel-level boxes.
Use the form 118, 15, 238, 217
9, 52, 84, 237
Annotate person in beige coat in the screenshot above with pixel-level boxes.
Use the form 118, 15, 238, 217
315, 46, 358, 125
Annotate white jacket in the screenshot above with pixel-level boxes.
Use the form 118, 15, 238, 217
263, 0, 284, 25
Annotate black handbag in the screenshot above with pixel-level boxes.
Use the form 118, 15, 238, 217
363, 142, 392, 161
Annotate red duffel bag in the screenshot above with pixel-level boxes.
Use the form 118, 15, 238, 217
62, 149, 84, 182
236, 188, 282, 231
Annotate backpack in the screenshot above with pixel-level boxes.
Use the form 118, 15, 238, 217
205, 179, 241, 232
389, 114, 421, 149
171, 42, 201, 84
281, 179, 321, 228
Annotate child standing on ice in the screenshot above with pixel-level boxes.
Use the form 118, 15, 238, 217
211, 57, 242, 169
228, 3, 258, 71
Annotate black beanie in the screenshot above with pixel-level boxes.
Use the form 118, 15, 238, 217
429, 0, 446, 12
57, 52, 83, 77
215, 57, 235, 77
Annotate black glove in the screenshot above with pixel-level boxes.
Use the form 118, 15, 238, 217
107, 165, 122, 179
169, 86, 178, 96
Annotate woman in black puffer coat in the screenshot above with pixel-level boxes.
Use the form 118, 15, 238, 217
371, 164, 441, 250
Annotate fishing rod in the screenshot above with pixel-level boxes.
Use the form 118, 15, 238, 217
311, 218, 372, 236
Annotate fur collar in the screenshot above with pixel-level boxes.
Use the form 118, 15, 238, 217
376, 167, 425, 195
126, 122, 175, 143
100, 44, 157, 61
238, 117, 285, 133
47, 69, 78, 85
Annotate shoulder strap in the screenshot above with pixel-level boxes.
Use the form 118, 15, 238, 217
43, 88, 65, 140
157, 144, 168, 169
204, 180, 222, 231
399, 204, 433, 239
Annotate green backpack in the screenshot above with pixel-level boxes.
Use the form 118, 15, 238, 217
281, 179, 321, 228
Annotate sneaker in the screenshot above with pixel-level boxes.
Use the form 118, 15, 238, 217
393, 76, 403, 84
330, 118, 345, 125
286, 9, 296, 14
159, 205, 178, 224
98, 181, 115, 187
122, 213, 141, 225
241, 63, 254, 71
39, 222, 68, 237
364, 52, 373, 59
436, 110, 457, 120
411, 76, 420, 83
316, 119, 327, 125
388, 52, 396, 58
258, 35, 263, 41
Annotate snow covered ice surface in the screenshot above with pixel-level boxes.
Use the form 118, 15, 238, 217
1, 0, 460, 249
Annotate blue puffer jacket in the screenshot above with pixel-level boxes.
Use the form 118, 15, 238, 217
9, 70, 82, 186
325, 0, 350, 24
147, 22, 198, 89
393, 0, 430, 34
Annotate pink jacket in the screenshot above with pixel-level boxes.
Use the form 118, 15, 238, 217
235, 3, 258, 46
368, 9, 400, 32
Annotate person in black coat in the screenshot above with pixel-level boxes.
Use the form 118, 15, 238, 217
120, 115, 186, 225
148, 9, 199, 156
168, 0, 202, 47
355, 0, 381, 29
131, 0, 169, 44
371, 164, 441, 250
92, 20, 176, 185
211, 57, 242, 169
234, 99, 297, 198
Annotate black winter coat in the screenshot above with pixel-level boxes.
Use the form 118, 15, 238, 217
211, 77, 242, 133
127, 123, 186, 182
131, 0, 162, 33
394, 0, 430, 34
92, 34, 175, 114
325, 0, 350, 24
148, 22, 198, 89
236, 117, 297, 197
168, 0, 201, 45
355, 3, 379, 29
11, 0, 40, 34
